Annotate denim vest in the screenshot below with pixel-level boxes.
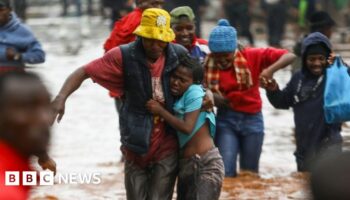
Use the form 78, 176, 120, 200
119, 39, 187, 155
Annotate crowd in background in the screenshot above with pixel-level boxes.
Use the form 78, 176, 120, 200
7, 0, 350, 48
2, 0, 350, 200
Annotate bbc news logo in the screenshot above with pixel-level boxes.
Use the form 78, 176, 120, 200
5, 171, 102, 186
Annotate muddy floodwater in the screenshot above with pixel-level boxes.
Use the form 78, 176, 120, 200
26, 17, 350, 200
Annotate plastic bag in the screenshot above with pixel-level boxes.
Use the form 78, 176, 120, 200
324, 56, 350, 123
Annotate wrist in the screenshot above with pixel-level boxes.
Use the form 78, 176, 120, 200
56, 94, 67, 102
158, 107, 166, 115
268, 84, 279, 92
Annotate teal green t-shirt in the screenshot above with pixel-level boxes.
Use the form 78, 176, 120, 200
173, 84, 216, 148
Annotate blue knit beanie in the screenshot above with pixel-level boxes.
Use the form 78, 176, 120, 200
208, 19, 237, 53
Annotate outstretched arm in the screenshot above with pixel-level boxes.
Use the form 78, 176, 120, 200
261, 78, 294, 110
146, 100, 200, 135
51, 67, 89, 123
260, 52, 296, 80
51, 47, 124, 124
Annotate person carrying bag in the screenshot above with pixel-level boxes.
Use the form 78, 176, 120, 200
324, 56, 350, 123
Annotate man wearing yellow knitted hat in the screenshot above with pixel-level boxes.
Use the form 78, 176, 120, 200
51, 8, 188, 200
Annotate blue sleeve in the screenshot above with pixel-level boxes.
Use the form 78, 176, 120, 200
21, 40, 45, 64
20, 26, 45, 64
184, 85, 205, 113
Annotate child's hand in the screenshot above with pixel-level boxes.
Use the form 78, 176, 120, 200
38, 155, 57, 175
260, 68, 274, 81
6, 48, 19, 61
260, 77, 279, 91
202, 90, 214, 111
146, 99, 164, 115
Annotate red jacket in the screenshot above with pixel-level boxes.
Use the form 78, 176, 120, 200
0, 142, 32, 200
104, 8, 143, 97
218, 47, 288, 113
103, 8, 142, 52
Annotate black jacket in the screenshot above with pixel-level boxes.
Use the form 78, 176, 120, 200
267, 32, 342, 161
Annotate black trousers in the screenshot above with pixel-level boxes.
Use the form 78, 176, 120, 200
266, 3, 287, 47
225, 3, 254, 45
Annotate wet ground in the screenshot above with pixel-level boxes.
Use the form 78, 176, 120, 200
25, 15, 350, 200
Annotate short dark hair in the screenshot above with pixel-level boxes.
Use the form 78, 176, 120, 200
0, 71, 43, 107
177, 54, 204, 84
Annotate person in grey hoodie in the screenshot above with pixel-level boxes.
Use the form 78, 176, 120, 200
261, 32, 343, 172
0, 0, 45, 74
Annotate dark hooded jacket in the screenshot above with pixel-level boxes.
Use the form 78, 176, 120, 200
266, 32, 342, 168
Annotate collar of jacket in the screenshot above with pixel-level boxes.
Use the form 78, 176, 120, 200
130, 38, 179, 73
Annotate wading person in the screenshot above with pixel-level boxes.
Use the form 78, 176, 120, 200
0, 72, 55, 200
205, 19, 296, 177
104, 0, 165, 118
51, 9, 188, 200
0, 0, 45, 74
170, 6, 209, 64
262, 32, 343, 171
146, 55, 224, 200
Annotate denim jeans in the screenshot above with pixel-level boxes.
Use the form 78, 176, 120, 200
124, 153, 178, 200
177, 148, 224, 200
215, 109, 264, 177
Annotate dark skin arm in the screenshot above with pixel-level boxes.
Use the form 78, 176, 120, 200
260, 53, 296, 84
146, 99, 200, 135
51, 67, 89, 124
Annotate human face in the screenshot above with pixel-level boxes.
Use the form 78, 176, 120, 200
172, 18, 196, 49
211, 52, 235, 69
139, 0, 164, 10
0, 7, 11, 26
306, 54, 328, 76
142, 37, 168, 62
170, 66, 193, 96
0, 79, 51, 157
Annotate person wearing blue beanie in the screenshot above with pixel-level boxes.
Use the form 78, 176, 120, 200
208, 19, 237, 53
205, 19, 296, 177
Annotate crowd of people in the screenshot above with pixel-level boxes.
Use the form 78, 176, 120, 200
1, 0, 350, 199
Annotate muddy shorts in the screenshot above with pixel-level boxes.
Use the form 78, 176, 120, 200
177, 148, 225, 200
